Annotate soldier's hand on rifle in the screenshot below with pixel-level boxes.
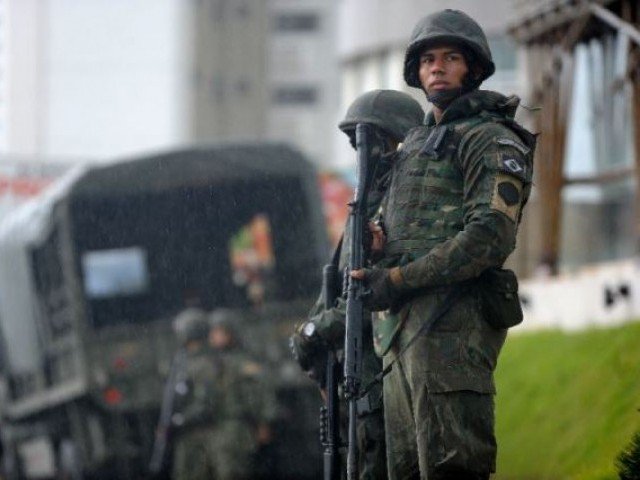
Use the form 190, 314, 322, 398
350, 266, 405, 311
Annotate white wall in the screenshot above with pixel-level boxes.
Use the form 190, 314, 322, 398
517, 258, 640, 333
6, 0, 42, 155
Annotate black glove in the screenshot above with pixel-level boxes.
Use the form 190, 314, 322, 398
289, 327, 328, 387
361, 267, 401, 311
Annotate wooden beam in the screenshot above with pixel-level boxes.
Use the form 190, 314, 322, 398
634, 80, 640, 251
509, 0, 616, 45
564, 166, 636, 185
550, 51, 572, 274
562, 9, 593, 51
538, 50, 564, 273
589, 3, 640, 47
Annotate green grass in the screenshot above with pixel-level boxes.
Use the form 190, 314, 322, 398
494, 321, 640, 480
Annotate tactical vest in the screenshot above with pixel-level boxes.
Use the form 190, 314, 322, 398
381, 112, 535, 269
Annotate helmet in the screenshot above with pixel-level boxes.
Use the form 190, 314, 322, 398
403, 9, 495, 89
173, 308, 210, 345
209, 308, 241, 337
338, 89, 424, 143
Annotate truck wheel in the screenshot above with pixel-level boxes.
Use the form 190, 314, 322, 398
58, 439, 83, 480
2, 442, 22, 480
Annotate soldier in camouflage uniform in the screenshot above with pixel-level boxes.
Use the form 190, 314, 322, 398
350, 10, 536, 480
291, 90, 424, 480
169, 308, 221, 480
208, 308, 277, 480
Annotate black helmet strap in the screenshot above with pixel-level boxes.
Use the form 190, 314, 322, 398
426, 87, 463, 110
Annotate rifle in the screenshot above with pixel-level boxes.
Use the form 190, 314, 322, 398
319, 258, 342, 480
343, 123, 381, 480
148, 348, 187, 475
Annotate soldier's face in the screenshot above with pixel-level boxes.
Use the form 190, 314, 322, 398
418, 46, 469, 95
209, 326, 232, 349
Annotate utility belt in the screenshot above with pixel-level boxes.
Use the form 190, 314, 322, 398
396, 267, 523, 331
381, 245, 523, 330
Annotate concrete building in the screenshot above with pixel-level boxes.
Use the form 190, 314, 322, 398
4, 0, 338, 165
0, 0, 7, 153
267, 0, 339, 164
7, 0, 193, 160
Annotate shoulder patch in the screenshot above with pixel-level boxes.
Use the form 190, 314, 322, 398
499, 153, 527, 182
491, 173, 524, 222
498, 182, 520, 206
496, 137, 530, 156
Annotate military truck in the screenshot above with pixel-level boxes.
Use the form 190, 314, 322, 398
0, 144, 329, 479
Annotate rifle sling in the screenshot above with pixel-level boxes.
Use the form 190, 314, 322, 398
358, 285, 468, 399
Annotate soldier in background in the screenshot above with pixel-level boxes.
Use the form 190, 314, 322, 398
290, 89, 424, 480
168, 308, 221, 480
208, 308, 277, 480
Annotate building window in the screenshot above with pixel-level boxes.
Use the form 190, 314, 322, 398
272, 86, 318, 105
273, 12, 319, 32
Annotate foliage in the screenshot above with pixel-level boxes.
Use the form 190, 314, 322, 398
617, 429, 640, 480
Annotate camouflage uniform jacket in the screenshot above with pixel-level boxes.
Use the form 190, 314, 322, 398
172, 347, 276, 480
374, 90, 535, 393
172, 346, 222, 433
218, 348, 278, 427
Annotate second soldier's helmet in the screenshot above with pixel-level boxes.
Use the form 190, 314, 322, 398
173, 308, 210, 346
338, 90, 424, 143
209, 308, 241, 338
403, 9, 495, 89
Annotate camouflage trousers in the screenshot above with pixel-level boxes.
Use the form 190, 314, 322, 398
356, 405, 387, 480
173, 422, 257, 480
382, 326, 497, 479
356, 345, 388, 480
337, 385, 387, 480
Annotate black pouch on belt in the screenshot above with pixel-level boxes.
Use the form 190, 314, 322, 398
478, 267, 523, 329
